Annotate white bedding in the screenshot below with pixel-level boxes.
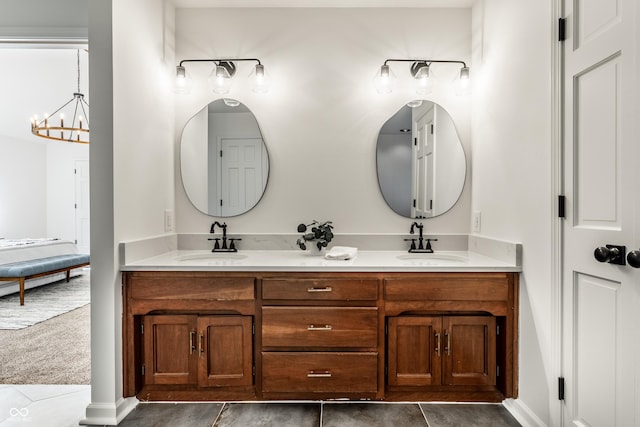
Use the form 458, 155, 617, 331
0, 238, 86, 298
0, 239, 80, 265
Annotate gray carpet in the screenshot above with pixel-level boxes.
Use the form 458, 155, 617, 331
0, 270, 90, 330
0, 272, 91, 384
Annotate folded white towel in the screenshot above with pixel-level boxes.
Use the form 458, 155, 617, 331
324, 246, 358, 260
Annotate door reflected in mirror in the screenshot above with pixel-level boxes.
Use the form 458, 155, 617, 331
376, 100, 466, 218
181, 99, 269, 217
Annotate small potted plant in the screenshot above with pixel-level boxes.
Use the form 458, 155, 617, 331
296, 220, 334, 254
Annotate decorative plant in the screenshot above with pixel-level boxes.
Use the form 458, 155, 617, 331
296, 220, 334, 251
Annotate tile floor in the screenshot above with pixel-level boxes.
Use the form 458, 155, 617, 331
0, 384, 522, 427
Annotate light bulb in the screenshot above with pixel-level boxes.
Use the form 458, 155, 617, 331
457, 66, 471, 95
173, 65, 192, 94
374, 64, 396, 94
251, 64, 271, 93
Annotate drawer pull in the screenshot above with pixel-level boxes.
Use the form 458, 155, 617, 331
307, 324, 333, 331
307, 371, 332, 378
307, 286, 333, 293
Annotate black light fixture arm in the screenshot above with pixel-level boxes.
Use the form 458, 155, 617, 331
178, 58, 262, 67
383, 59, 467, 68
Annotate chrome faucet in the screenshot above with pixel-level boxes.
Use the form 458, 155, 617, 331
209, 221, 241, 252
405, 222, 437, 253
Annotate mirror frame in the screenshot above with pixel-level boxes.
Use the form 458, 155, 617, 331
180, 98, 270, 217
376, 100, 467, 219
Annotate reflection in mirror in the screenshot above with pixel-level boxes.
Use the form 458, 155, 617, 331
376, 100, 466, 218
181, 99, 269, 217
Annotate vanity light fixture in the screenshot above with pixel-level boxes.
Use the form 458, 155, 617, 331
375, 59, 469, 95
174, 58, 270, 94
30, 49, 89, 144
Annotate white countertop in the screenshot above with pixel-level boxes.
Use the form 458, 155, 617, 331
121, 249, 521, 273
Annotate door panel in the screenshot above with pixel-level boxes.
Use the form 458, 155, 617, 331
573, 273, 619, 427
387, 316, 442, 386
220, 138, 264, 216
443, 316, 496, 386
562, 0, 639, 425
198, 316, 253, 387
143, 315, 197, 385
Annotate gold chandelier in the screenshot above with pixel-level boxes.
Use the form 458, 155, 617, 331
30, 50, 89, 144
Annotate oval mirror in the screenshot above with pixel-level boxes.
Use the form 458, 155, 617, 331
376, 100, 466, 218
180, 98, 269, 217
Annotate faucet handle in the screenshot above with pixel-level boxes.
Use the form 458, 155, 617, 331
404, 238, 417, 251
229, 238, 242, 251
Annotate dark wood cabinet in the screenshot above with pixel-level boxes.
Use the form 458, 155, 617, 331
387, 315, 496, 388
142, 314, 253, 389
123, 270, 517, 402
261, 276, 380, 399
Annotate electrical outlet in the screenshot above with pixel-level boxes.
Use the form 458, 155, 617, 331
164, 209, 174, 232
472, 211, 482, 233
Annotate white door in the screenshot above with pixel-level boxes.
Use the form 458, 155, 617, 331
219, 138, 264, 217
562, 0, 639, 426
412, 108, 434, 218
74, 159, 90, 254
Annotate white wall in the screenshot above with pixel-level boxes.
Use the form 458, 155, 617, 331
0, 49, 89, 240
85, 0, 175, 423
174, 8, 472, 234
471, 0, 553, 425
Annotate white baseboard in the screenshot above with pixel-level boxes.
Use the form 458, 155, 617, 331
503, 398, 548, 427
80, 396, 138, 425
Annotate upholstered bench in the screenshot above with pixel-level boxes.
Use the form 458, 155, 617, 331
0, 254, 90, 305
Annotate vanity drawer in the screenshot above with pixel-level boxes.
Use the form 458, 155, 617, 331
262, 352, 378, 393
130, 275, 255, 301
262, 307, 378, 348
384, 274, 509, 301
262, 278, 378, 301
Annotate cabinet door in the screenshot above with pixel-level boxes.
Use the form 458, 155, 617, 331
198, 316, 253, 387
143, 315, 197, 385
387, 316, 442, 386
443, 316, 496, 386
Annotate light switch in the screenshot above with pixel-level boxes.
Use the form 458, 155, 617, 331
472, 211, 481, 233
164, 209, 174, 232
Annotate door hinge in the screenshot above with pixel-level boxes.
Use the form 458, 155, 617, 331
429, 199, 433, 210
558, 195, 566, 218
74, 239, 78, 244
74, 168, 77, 174
497, 365, 500, 377
141, 364, 145, 376
496, 325, 500, 336
413, 199, 416, 208
220, 199, 223, 207
141, 324, 144, 334
252, 323, 255, 335
558, 377, 565, 400
253, 365, 256, 377
74, 203, 78, 209
414, 137, 417, 146
430, 124, 434, 134
220, 150, 223, 157
558, 18, 567, 42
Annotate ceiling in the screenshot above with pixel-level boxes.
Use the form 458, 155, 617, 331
173, 0, 474, 8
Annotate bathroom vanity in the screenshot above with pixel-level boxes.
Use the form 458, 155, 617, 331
121, 249, 519, 403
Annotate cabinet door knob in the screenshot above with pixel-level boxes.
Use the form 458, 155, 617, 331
627, 250, 640, 269
594, 245, 626, 265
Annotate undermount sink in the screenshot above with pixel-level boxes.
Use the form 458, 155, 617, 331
396, 253, 468, 263
174, 253, 248, 262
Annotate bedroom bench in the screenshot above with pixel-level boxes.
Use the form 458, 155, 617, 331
0, 254, 90, 305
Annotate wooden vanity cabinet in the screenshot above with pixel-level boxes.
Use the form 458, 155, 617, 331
122, 272, 257, 400
260, 276, 382, 399
383, 272, 518, 401
387, 315, 496, 387
122, 270, 517, 402
142, 314, 253, 388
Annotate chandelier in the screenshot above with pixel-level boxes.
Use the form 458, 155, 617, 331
30, 49, 89, 144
